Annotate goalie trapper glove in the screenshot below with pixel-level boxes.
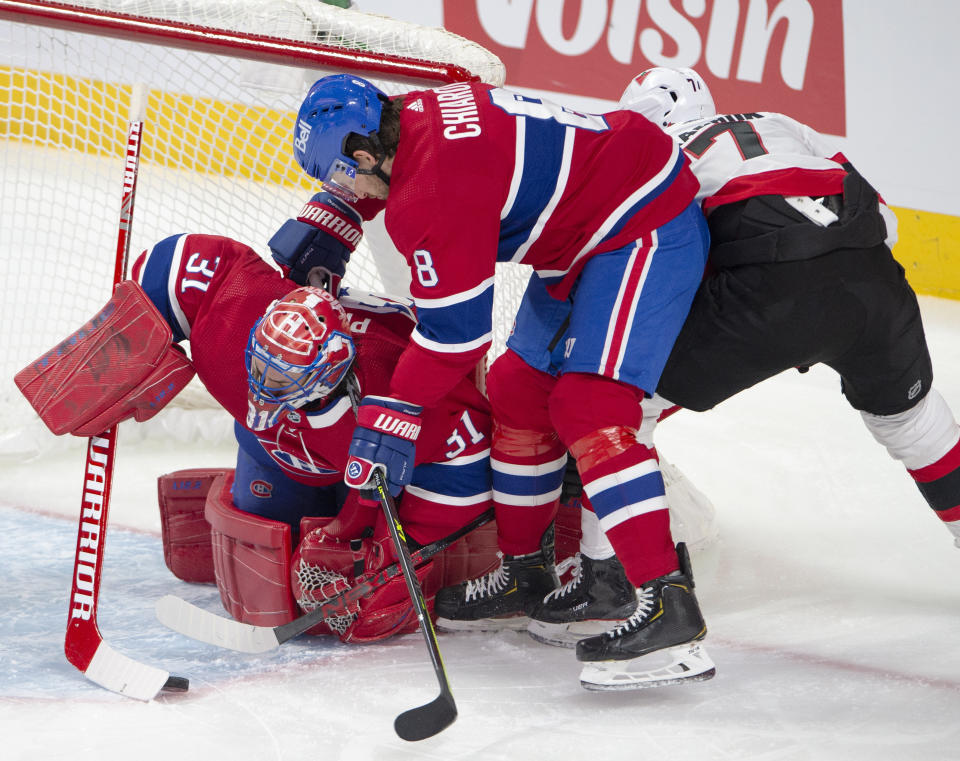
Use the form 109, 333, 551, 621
291, 512, 437, 643
268, 191, 363, 288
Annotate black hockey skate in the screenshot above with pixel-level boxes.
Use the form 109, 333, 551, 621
434, 527, 559, 632
576, 543, 716, 690
527, 553, 637, 648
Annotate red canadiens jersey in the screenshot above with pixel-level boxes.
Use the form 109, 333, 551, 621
132, 233, 490, 486
381, 81, 700, 407
666, 112, 849, 210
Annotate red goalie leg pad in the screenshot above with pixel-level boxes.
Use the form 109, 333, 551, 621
431, 517, 500, 590
14, 280, 195, 436
157, 468, 231, 583
205, 472, 298, 626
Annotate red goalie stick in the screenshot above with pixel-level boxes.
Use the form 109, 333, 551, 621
64, 91, 188, 700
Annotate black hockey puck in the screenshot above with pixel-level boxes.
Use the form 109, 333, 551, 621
162, 675, 190, 692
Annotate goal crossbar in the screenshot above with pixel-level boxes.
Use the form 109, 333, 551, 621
0, 0, 482, 87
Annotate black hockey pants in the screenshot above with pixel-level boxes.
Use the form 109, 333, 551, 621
656, 172, 933, 417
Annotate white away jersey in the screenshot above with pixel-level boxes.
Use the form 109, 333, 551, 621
666, 112, 848, 210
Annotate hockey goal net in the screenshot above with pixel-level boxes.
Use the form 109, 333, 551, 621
0, 0, 525, 457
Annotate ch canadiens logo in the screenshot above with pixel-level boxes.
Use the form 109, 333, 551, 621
250, 479, 273, 498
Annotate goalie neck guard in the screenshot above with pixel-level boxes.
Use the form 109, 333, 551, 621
245, 286, 356, 431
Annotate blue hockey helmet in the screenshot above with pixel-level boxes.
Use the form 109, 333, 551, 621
293, 74, 387, 202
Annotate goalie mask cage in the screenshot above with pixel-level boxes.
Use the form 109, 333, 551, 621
0, 0, 524, 456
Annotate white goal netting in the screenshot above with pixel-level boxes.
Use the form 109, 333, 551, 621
0, 0, 529, 458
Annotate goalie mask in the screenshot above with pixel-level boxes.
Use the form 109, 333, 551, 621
245, 286, 356, 431
293, 74, 387, 203
619, 67, 716, 126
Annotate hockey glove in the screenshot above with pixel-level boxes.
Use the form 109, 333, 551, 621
268, 191, 363, 290
345, 396, 422, 497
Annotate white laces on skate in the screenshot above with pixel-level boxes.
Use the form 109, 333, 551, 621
464, 552, 511, 602
543, 553, 582, 602
607, 585, 655, 638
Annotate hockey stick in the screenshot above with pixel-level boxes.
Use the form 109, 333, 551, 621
64, 87, 188, 700
372, 469, 457, 742
155, 507, 493, 653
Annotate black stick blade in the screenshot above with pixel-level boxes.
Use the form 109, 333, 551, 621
161, 675, 190, 692
394, 693, 457, 741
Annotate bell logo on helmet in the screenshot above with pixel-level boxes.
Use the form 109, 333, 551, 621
294, 119, 312, 154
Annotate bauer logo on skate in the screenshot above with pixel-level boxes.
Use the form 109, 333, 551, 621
72, 435, 111, 621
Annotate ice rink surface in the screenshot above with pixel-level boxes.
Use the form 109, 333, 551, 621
2, 295, 960, 761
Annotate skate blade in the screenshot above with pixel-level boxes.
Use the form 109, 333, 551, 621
579, 642, 716, 691
527, 619, 624, 649
435, 614, 530, 633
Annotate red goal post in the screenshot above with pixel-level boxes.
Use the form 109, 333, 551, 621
0, 0, 524, 455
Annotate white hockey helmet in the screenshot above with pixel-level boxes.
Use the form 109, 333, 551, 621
619, 67, 716, 126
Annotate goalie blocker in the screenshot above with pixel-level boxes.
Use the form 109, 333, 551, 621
15, 280, 195, 436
